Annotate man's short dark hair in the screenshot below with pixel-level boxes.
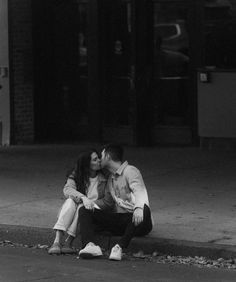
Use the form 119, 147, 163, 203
103, 144, 124, 162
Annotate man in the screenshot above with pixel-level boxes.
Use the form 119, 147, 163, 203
78, 144, 153, 261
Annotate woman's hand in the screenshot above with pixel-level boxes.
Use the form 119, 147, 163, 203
81, 197, 94, 210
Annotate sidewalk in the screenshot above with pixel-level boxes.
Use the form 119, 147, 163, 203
0, 143, 236, 258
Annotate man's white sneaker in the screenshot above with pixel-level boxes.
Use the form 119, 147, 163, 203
79, 242, 103, 259
109, 244, 122, 261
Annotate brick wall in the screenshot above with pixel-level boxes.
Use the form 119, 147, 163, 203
9, 0, 34, 144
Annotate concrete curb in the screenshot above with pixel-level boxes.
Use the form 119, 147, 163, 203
0, 224, 236, 259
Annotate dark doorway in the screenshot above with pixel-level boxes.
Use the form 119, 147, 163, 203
100, 0, 134, 144
32, 0, 88, 142
32, 0, 196, 145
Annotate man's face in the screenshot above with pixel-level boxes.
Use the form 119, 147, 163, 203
100, 149, 109, 168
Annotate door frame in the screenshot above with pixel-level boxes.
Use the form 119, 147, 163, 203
0, 0, 10, 145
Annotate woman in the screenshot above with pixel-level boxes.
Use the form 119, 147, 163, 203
48, 148, 113, 255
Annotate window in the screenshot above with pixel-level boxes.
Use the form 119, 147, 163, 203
204, 0, 236, 68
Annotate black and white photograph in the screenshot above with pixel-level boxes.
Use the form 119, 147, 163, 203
0, 0, 236, 281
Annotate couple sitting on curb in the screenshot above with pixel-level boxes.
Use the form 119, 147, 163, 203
48, 144, 153, 261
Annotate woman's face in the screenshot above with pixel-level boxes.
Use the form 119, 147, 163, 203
90, 152, 101, 171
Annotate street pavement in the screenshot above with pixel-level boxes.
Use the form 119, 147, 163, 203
1, 246, 236, 282
0, 143, 236, 258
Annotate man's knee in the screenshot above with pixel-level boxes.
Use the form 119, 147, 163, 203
78, 206, 92, 219
143, 204, 150, 215
79, 206, 87, 215
136, 205, 153, 235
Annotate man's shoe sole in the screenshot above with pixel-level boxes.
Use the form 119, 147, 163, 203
109, 256, 122, 261
79, 253, 102, 259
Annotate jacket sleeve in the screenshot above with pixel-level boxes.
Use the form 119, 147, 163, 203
63, 177, 85, 204
125, 166, 149, 209
94, 183, 115, 210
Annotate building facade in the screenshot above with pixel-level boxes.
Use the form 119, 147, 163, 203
1, 0, 236, 146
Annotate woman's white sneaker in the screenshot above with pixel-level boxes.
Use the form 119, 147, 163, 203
79, 242, 103, 259
109, 244, 122, 261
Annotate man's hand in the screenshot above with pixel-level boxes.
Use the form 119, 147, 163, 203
132, 207, 143, 226
82, 197, 94, 210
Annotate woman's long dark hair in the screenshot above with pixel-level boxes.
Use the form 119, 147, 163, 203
72, 148, 99, 195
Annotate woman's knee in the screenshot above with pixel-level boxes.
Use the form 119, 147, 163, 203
60, 198, 77, 214
64, 198, 76, 208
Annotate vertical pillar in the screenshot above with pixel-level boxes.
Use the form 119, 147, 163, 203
189, 0, 205, 144
87, 0, 104, 141
0, 0, 10, 145
132, 0, 154, 146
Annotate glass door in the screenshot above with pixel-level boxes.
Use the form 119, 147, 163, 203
152, 1, 192, 144
102, 0, 134, 143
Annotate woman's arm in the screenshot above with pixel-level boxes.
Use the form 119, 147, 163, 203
63, 178, 85, 204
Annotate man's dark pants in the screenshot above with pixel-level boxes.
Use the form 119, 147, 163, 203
79, 205, 152, 249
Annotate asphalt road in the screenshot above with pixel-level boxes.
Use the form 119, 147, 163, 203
0, 246, 235, 282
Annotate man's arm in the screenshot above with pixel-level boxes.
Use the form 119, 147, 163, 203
125, 166, 149, 209
125, 166, 149, 225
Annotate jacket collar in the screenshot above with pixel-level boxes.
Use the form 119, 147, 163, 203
115, 161, 128, 176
